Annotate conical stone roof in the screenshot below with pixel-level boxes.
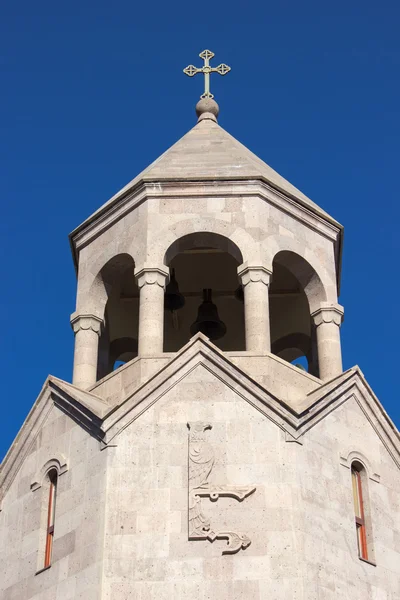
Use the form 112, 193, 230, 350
96, 116, 335, 222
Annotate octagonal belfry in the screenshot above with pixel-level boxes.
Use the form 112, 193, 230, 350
69, 93, 343, 390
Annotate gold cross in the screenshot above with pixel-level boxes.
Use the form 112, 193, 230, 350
183, 50, 231, 99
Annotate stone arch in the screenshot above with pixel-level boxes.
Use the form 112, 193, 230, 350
82, 253, 139, 380
87, 253, 136, 318
162, 230, 246, 352
340, 450, 381, 483
271, 332, 312, 364
109, 336, 138, 370
263, 235, 336, 310
268, 249, 329, 376
164, 231, 244, 266
271, 250, 327, 314
147, 216, 258, 268
31, 455, 68, 492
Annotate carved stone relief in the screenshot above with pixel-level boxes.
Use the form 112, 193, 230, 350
187, 421, 256, 555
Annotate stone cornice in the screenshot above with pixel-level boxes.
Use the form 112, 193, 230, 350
68, 179, 343, 292
311, 303, 344, 327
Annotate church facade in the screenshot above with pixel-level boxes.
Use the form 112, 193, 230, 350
1, 53, 399, 600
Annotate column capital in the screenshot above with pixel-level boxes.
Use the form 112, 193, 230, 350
134, 264, 169, 289
70, 312, 103, 335
237, 263, 272, 287
311, 303, 344, 327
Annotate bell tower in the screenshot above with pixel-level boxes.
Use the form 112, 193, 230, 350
69, 50, 343, 392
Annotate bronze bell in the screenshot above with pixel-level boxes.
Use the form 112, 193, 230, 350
164, 268, 185, 311
190, 289, 227, 341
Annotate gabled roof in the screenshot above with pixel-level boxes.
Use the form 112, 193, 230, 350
79, 117, 339, 227
0, 377, 108, 504
1, 335, 399, 503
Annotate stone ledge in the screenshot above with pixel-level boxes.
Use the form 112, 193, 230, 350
359, 557, 377, 567
35, 565, 51, 576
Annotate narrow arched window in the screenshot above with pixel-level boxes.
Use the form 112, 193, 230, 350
351, 463, 368, 560
44, 469, 57, 568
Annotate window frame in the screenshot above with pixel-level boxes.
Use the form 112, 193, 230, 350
44, 470, 57, 568
31, 455, 68, 576
351, 465, 368, 561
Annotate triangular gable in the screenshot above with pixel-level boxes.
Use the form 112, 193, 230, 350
0, 378, 53, 504
99, 338, 400, 471
2, 336, 400, 502
101, 335, 299, 443
0, 377, 106, 503
296, 367, 400, 467
49, 377, 109, 423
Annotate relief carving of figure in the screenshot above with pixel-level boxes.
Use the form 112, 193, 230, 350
188, 421, 256, 555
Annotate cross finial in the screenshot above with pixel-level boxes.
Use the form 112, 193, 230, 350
183, 50, 231, 99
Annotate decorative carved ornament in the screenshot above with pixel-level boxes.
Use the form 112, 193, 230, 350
134, 266, 169, 290
237, 264, 272, 287
188, 422, 256, 555
31, 454, 68, 492
311, 303, 344, 327
70, 313, 103, 335
339, 450, 380, 483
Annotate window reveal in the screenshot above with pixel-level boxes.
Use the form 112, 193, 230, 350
44, 471, 57, 568
351, 466, 368, 560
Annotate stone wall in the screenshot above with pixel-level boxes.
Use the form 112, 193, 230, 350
0, 406, 107, 600
298, 397, 400, 599
100, 365, 400, 600
1, 359, 398, 600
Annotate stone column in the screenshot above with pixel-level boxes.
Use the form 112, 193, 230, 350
135, 265, 169, 356
237, 263, 272, 353
311, 302, 344, 380
70, 312, 103, 389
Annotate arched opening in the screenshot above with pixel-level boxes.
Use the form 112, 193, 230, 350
269, 251, 326, 376
109, 337, 138, 370
95, 254, 139, 379
44, 468, 57, 568
163, 233, 245, 352
291, 355, 309, 371
351, 461, 375, 562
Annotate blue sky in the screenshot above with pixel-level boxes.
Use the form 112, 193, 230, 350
1, 1, 399, 460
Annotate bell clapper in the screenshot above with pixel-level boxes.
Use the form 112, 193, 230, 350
172, 310, 180, 330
